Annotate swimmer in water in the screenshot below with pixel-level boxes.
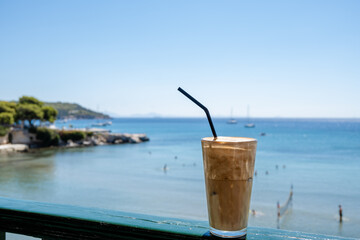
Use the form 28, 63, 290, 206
339, 205, 343, 222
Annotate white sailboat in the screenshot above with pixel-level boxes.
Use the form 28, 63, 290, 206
227, 108, 237, 124
244, 105, 255, 128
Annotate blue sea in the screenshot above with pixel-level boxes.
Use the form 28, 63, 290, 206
0, 118, 360, 238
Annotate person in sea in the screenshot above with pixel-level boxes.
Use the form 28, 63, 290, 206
251, 209, 256, 216
339, 205, 343, 222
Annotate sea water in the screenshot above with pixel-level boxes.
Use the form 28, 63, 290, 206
0, 118, 359, 238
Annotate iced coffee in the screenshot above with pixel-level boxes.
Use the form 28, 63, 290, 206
201, 137, 257, 238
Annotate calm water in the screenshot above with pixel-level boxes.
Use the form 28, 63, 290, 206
1, 118, 360, 238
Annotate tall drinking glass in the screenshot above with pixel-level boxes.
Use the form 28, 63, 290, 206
201, 137, 257, 238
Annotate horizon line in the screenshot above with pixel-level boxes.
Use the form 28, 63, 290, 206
103, 116, 360, 120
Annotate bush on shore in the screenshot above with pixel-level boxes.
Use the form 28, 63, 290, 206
28, 126, 37, 134
0, 126, 10, 137
36, 127, 60, 147
86, 131, 94, 137
59, 130, 86, 142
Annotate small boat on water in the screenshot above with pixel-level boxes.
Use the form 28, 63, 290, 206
245, 123, 255, 128
227, 108, 237, 124
244, 105, 255, 128
227, 119, 238, 124
58, 119, 68, 123
91, 121, 112, 127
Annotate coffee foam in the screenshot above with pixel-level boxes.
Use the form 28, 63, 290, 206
202, 136, 257, 143
202, 140, 256, 181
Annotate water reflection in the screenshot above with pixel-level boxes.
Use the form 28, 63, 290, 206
0, 150, 56, 199
338, 221, 343, 235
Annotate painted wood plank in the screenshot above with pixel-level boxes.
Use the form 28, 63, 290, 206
0, 197, 208, 238
0, 197, 356, 240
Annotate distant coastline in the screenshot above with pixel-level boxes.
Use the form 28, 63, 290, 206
45, 102, 110, 120
0, 97, 147, 154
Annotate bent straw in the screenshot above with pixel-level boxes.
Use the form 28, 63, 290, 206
178, 87, 217, 138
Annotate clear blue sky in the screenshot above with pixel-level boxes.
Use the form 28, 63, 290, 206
1, 0, 359, 118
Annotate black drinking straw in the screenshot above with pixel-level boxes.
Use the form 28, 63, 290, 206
178, 87, 217, 138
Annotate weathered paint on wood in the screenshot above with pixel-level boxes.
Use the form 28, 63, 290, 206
0, 197, 355, 240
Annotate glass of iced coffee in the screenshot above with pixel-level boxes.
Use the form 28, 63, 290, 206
202, 137, 257, 238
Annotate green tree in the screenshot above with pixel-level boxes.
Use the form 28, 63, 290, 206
0, 102, 16, 115
0, 101, 16, 110
16, 104, 44, 127
0, 112, 14, 125
19, 96, 43, 106
0, 102, 16, 126
42, 106, 58, 123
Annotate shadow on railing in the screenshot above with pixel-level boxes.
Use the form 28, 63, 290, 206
0, 197, 352, 240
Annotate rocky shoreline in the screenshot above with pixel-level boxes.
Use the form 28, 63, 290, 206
0, 144, 29, 153
65, 132, 150, 148
0, 130, 149, 154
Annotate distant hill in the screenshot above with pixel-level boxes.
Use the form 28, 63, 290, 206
45, 102, 110, 119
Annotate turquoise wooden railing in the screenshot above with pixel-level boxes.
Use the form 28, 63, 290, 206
0, 197, 354, 240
